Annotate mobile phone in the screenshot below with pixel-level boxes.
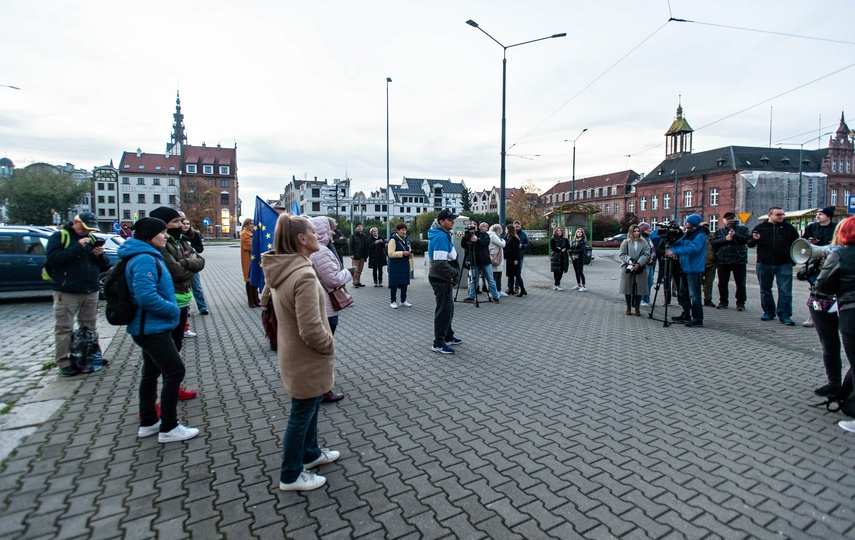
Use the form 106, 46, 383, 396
92, 239, 106, 248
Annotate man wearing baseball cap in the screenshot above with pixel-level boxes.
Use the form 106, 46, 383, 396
711, 212, 751, 311
427, 209, 463, 354
45, 212, 110, 377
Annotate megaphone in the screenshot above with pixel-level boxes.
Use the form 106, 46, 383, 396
790, 238, 825, 264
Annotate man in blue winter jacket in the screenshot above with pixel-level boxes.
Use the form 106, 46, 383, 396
428, 209, 462, 354
666, 214, 708, 327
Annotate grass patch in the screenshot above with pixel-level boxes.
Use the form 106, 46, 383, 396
41, 360, 56, 371
1, 401, 15, 414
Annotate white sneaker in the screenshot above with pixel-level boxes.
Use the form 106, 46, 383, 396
158, 424, 200, 443
304, 448, 340, 469
552, 285, 557, 290
138, 420, 161, 438
640, 301, 651, 307
556, 286, 563, 291
184, 330, 197, 338
401, 301, 412, 307
279, 471, 326, 491
578, 287, 587, 292
390, 302, 398, 309
572, 285, 581, 290
839, 420, 855, 433
499, 291, 509, 297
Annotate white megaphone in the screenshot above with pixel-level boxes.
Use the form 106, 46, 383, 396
790, 238, 825, 264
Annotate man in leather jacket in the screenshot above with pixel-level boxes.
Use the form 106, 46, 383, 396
711, 212, 751, 311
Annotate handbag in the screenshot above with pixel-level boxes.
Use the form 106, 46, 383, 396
328, 284, 354, 310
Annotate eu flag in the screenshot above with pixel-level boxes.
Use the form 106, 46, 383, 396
249, 196, 280, 291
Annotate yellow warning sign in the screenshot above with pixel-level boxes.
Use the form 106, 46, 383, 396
737, 212, 752, 223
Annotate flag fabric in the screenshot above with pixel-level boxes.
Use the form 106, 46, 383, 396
291, 199, 300, 216
249, 196, 280, 291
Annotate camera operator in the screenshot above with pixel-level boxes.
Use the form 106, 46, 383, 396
665, 214, 708, 327
652, 222, 683, 306
711, 212, 750, 311
619, 224, 651, 316
464, 221, 501, 303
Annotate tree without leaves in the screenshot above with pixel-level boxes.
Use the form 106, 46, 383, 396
0, 165, 91, 225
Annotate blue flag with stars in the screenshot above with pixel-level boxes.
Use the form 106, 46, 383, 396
250, 196, 279, 291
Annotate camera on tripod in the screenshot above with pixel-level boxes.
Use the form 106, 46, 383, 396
662, 222, 683, 246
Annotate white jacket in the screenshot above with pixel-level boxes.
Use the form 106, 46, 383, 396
309, 217, 352, 316
489, 231, 506, 272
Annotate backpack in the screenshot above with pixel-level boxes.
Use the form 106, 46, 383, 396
69, 327, 106, 373
104, 254, 161, 326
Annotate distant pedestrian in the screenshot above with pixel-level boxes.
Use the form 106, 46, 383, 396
488, 224, 506, 297
549, 227, 569, 290
570, 227, 589, 292
428, 209, 462, 354
241, 218, 260, 307
711, 212, 750, 311
121, 217, 200, 443
263, 215, 340, 491
747, 206, 800, 325
119, 222, 133, 239
330, 218, 346, 268
504, 224, 527, 297
619, 224, 651, 316
347, 223, 368, 287
45, 212, 109, 377
513, 220, 529, 275
366, 227, 387, 286
388, 222, 413, 308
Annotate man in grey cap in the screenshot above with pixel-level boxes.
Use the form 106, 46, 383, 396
45, 212, 109, 377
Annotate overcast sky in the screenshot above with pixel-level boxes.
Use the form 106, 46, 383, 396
2, 0, 853, 218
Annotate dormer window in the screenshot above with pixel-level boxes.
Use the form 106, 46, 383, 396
203, 165, 214, 175
780, 156, 791, 166
123, 164, 130, 169
760, 155, 770, 166
186, 164, 197, 173
219, 166, 230, 175
716, 156, 726, 167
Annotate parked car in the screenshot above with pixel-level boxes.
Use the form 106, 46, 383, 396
603, 233, 627, 242
0, 226, 52, 292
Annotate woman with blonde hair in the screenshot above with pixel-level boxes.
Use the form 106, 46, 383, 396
619, 224, 651, 315
570, 227, 589, 291
262, 215, 340, 491
240, 218, 259, 307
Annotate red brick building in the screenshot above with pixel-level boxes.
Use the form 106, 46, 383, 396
542, 170, 640, 218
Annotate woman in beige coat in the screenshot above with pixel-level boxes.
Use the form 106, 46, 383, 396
262, 215, 340, 492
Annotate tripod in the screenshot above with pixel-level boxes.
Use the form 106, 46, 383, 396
648, 255, 675, 327
453, 246, 480, 307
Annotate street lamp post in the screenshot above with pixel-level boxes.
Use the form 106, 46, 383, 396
565, 128, 587, 203
386, 77, 392, 240
466, 19, 566, 227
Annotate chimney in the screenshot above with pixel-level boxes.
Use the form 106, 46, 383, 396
202, 142, 206, 149
136, 147, 142, 158
165, 151, 171, 159
217, 143, 221, 150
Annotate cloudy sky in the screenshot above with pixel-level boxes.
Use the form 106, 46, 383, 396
2, 0, 853, 218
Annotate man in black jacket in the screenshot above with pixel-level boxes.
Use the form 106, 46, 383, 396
347, 223, 368, 287
800, 206, 837, 327
711, 212, 751, 311
463, 221, 500, 303
747, 206, 800, 325
45, 212, 109, 377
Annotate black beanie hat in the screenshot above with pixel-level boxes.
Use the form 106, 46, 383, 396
149, 206, 181, 224
131, 217, 167, 242
819, 206, 835, 219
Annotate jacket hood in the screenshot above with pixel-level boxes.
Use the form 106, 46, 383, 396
118, 238, 165, 261
262, 252, 314, 289
310, 216, 332, 245
428, 222, 449, 240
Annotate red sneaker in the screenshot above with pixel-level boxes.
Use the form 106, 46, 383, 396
178, 388, 198, 401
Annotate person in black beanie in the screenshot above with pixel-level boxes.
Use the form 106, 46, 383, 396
801, 206, 838, 327
149, 206, 204, 400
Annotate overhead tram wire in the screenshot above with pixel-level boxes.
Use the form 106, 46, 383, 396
669, 18, 855, 47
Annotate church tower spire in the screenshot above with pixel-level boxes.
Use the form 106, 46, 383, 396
167, 91, 187, 155
664, 97, 693, 159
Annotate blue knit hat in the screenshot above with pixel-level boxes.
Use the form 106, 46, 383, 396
685, 214, 702, 228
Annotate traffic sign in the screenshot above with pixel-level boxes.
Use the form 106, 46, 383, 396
737, 212, 751, 224
202, 217, 211, 226
848, 196, 855, 215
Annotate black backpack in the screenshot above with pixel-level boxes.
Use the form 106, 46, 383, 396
104, 254, 161, 326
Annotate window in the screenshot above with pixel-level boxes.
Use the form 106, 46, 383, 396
152, 178, 161, 186
652, 195, 659, 211
123, 210, 131, 220
98, 196, 105, 204
137, 165, 145, 170
220, 179, 229, 188
846, 190, 851, 203
831, 190, 838, 205
139, 210, 146, 218
710, 188, 719, 206
604, 204, 610, 214
611, 186, 617, 195
169, 195, 177, 205
98, 209, 105, 216
203, 165, 214, 175
628, 202, 635, 213
614, 203, 620, 214
220, 166, 229, 175
155, 166, 162, 171
848, 161, 852, 174
123, 194, 131, 203
108, 196, 115, 204
137, 178, 145, 185
312, 188, 320, 198
186, 164, 197, 173
97, 183, 105, 191
221, 193, 229, 205
169, 179, 176, 186
153, 194, 161, 204
640, 197, 647, 211
710, 215, 719, 230
108, 209, 115, 216
832, 160, 837, 173
138, 194, 146, 203
122, 177, 130, 185
684, 190, 693, 207
594, 188, 600, 198
663, 193, 670, 209
312, 202, 320, 212
122, 164, 130, 169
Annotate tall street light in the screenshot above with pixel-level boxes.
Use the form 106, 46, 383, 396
565, 128, 587, 203
466, 19, 566, 226
1, 85, 20, 90
386, 77, 392, 239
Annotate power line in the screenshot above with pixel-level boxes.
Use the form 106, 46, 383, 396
670, 18, 855, 46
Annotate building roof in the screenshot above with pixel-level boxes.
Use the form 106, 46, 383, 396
118, 151, 181, 173
543, 170, 640, 195
665, 102, 693, 135
638, 146, 828, 186
404, 177, 466, 194
183, 144, 236, 169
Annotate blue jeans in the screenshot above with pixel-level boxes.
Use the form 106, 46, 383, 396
678, 272, 703, 322
643, 259, 656, 303
756, 263, 793, 318
468, 264, 498, 300
280, 396, 323, 483
132, 331, 185, 433
190, 272, 208, 311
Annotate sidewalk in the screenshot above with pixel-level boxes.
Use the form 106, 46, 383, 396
1, 245, 853, 539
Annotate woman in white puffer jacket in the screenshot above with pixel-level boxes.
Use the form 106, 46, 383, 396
488, 224, 507, 297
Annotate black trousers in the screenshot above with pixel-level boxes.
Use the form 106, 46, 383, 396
430, 281, 455, 348
133, 331, 185, 432
716, 263, 747, 306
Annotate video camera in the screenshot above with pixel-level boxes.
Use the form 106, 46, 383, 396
659, 222, 683, 247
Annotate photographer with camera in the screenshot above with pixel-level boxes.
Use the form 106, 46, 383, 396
711, 212, 750, 311
464, 221, 500, 303
800, 206, 837, 327
665, 214, 708, 328
619, 225, 651, 316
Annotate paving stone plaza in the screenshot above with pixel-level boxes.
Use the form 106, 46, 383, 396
1, 243, 854, 539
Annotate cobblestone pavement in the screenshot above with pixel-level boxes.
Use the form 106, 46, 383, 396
1, 243, 854, 539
